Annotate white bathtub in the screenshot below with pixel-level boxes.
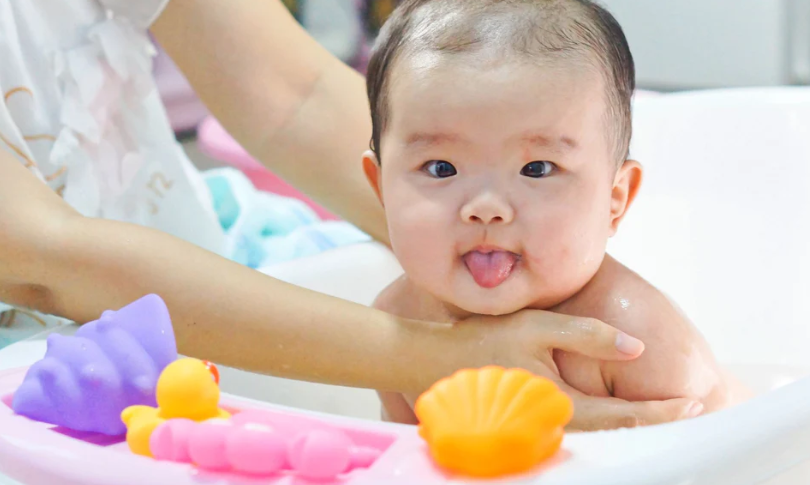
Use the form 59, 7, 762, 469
218, 87, 810, 484
2, 87, 810, 484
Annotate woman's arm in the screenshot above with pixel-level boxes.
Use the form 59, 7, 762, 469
0, 154, 413, 390
0, 155, 699, 429
151, 0, 387, 243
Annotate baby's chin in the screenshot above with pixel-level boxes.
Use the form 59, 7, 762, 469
444, 294, 535, 317
441, 283, 581, 317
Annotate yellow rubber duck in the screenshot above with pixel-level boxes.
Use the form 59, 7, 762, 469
121, 358, 230, 456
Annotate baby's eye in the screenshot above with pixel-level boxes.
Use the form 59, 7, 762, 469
521, 161, 555, 178
423, 160, 457, 178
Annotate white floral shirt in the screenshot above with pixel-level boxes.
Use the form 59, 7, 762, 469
0, 0, 224, 347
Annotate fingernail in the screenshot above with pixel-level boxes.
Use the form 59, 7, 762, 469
686, 402, 704, 418
615, 333, 644, 355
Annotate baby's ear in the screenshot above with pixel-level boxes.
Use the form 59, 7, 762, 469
609, 160, 643, 236
362, 150, 384, 205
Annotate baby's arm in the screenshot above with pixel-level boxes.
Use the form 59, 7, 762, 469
602, 308, 730, 414
555, 281, 733, 417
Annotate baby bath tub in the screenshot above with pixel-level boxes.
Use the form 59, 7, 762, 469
2, 87, 810, 484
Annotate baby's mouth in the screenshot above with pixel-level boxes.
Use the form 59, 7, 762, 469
462, 249, 520, 289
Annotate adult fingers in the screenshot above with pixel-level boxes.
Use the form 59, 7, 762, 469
568, 395, 703, 431
519, 309, 645, 361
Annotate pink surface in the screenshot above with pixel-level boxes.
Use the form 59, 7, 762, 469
0, 366, 457, 485
197, 117, 339, 221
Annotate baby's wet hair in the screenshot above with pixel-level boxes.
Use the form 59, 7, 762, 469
366, 0, 635, 165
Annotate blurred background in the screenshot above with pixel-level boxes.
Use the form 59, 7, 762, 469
163, 0, 810, 172
603, 0, 810, 89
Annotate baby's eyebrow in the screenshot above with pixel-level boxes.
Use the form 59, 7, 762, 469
404, 132, 464, 149
521, 133, 578, 151
404, 132, 578, 151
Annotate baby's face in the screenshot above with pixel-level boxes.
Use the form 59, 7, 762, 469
367, 53, 638, 316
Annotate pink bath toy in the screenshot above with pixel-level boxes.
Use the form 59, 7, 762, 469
150, 411, 382, 479
288, 428, 381, 478
149, 418, 195, 462
12, 295, 177, 435
188, 419, 232, 470
289, 428, 353, 480
226, 423, 288, 475
230, 408, 320, 435
350, 446, 381, 469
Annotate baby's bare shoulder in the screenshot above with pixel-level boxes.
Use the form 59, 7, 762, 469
554, 256, 729, 406
570, 256, 692, 338
573, 257, 728, 407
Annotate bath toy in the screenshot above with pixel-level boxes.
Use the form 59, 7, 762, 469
224, 421, 288, 475
188, 419, 233, 470
414, 366, 573, 478
150, 410, 382, 479
203, 359, 219, 384
12, 294, 177, 435
288, 428, 355, 480
121, 358, 230, 456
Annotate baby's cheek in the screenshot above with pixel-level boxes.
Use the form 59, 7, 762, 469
391, 202, 450, 253
523, 215, 607, 305
524, 220, 580, 275
389, 201, 456, 285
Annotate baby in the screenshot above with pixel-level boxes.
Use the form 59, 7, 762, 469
362, 0, 737, 426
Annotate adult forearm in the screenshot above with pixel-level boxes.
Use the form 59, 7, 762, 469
1, 155, 432, 393
251, 61, 387, 244
25, 215, 435, 389
152, 0, 388, 243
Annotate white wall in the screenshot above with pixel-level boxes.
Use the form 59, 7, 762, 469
600, 0, 810, 89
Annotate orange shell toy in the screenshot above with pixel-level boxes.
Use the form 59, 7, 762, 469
414, 366, 573, 478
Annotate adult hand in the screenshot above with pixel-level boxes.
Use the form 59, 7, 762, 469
450, 309, 701, 431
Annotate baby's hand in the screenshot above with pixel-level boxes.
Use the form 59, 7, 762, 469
567, 393, 703, 431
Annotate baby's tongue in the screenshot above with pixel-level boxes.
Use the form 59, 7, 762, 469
463, 251, 518, 289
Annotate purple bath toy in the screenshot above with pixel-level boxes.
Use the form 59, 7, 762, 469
12, 294, 177, 435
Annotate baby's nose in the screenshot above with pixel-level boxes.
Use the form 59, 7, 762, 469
460, 193, 515, 225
